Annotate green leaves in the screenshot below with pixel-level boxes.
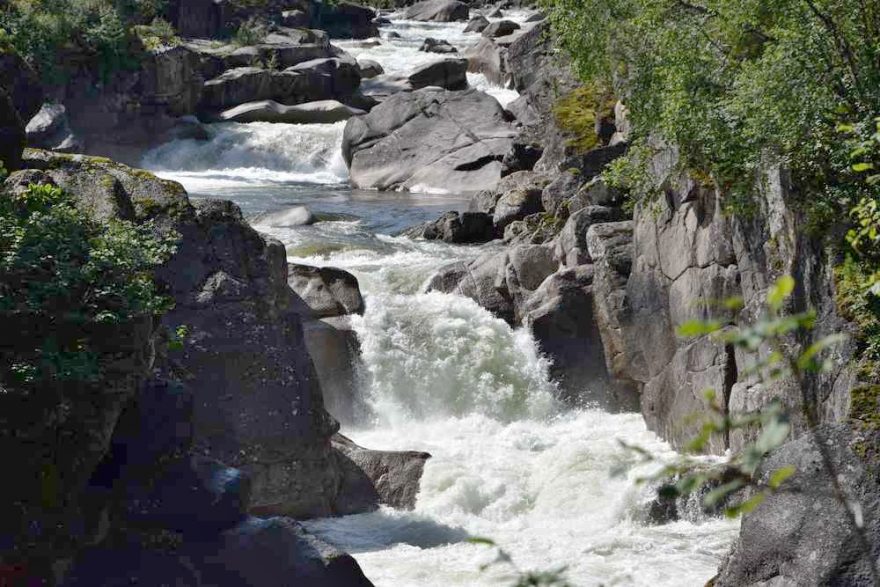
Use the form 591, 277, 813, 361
0, 183, 178, 384
767, 274, 794, 311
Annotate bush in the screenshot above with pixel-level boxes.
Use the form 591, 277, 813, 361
0, 183, 177, 385
541, 0, 880, 223
233, 17, 268, 47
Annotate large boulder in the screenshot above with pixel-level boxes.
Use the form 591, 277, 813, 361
358, 59, 384, 78
63, 517, 375, 587
302, 316, 362, 425
312, 1, 379, 39
404, 0, 469, 21
408, 58, 468, 91
469, 170, 550, 215
493, 181, 544, 230
342, 87, 517, 193
716, 425, 880, 587
333, 434, 431, 512
523, 266, 637, 410
219, 99, 365, 123
401, 210, 495, 243
19, 152, 344, 521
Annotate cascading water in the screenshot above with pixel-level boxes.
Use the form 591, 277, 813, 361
142, 9, 739, 585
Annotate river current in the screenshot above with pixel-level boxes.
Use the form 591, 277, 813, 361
143, 10, 738, 586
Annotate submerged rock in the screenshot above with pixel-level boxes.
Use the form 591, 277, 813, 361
343, 87, 517, 193
419, 37, 459, 53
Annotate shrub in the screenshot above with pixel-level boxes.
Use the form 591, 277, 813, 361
0, 183, 178, 385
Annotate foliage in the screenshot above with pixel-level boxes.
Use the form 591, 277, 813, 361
134, 17, 180, 51
233, 17, 268, 47
0, 183, 177, 385
541, 0, 880, 223
0, 0, 173, 83
469, 538, 572, 587
552, 85, 613, 154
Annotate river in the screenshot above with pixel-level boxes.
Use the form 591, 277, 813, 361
142, 9, 738, 586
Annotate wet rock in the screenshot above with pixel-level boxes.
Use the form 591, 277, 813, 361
288, 264, 365, 318
332, 434, 431, 512
302, 317, 362, 425
402, 210, 496, 243
404, 0, 469, 22
358, 59, 384, 78
420, 37, 459, 54
255, 205, 317, 227
408, 58, 469, 90
343, 87, 517, 193
482, 20, 520, 38
219, 99, 365, 123
464, 15, 490, 32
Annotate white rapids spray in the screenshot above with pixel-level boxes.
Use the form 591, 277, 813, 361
141, 11, 739, 585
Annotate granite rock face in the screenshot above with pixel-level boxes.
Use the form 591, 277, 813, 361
343, 88, 517, 193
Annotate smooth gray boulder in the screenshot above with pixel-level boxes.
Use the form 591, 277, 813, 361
288, 264, 365, 318
469, 170, 550, 215
401, 210, 495, 243
219, 99, 365, 123
482, 20, 520, 38
404, 0, 469, 21
358, 59, 384, 78
464, 15, 490, 33
408, 58, 469, 90
716, 425, 880, 587
343, 87, 517, 192
420, 37, 459, 53
333, 434, 431, 512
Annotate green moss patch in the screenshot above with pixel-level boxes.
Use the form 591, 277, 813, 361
553, 85, 614, 154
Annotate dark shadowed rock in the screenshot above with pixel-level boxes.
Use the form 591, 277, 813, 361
482, 20, 520, 38
0, 51, 43, 171
312, 1, 379, 39
343, 88, 517, 192
333, 434, 431, 512
493, 177, 546, 230
402, 210, 496, 243
168, 0, 228, 38
302, 317, 362, 425
524, 266, 636, 409
469, 170, 550, 215
404, 0, 469, 21
408, 58, 469, 90
464, 15, 490, 32
420, 37, 459, 53
288, 264, 365, 318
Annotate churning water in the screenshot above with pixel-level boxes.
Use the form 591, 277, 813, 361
142, 9, 738, 586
